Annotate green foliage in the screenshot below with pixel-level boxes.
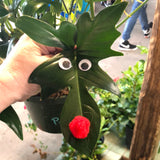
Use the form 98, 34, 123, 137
60, 138, 107, 160
137, 45, 149, 54
0, 0, 26, 57
25, 114, 48, 159
25, 114, 37, 132
0, 0, 82, 57
90, 60, 145, 136
0, 106, 23, 140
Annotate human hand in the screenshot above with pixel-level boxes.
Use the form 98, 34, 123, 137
0, 35, 62, 111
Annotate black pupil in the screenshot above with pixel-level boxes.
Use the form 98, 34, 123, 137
81, 63, 89, 70
63, 61, 70, 68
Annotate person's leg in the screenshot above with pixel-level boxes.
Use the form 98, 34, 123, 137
106, 0, 112, 6
119, 0, 145, 51
122, 0, 145, 41
139, 4, 149, 30
107, 0, 112, 3
138, 4, 152, 38
101, 1, 106, 6
111, 0, 115, 4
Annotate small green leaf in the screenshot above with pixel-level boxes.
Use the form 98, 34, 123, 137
0, 5, 9, 22
23, 2, 46, 15
0, 42, 8, 58
0, 5, 9, 17
0, 106, 23, 140
16, 16, 64, 48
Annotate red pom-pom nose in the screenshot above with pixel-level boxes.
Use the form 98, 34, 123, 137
69, 116, 90, 139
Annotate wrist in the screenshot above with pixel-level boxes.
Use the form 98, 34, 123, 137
0, 70, 18, 112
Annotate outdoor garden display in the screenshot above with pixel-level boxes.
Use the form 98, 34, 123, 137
0, 0, 135, 158
2, 0, 160, 159
91, 59, 145, 149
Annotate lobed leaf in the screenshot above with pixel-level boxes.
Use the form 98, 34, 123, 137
0, 106, 23, 140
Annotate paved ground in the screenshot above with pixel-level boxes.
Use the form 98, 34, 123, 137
0, 1, 157, 160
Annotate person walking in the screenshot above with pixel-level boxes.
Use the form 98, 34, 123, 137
119, 0, 152, 51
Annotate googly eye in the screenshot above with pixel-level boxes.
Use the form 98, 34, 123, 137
59, 58, 72, 70
78, 59, 92, 71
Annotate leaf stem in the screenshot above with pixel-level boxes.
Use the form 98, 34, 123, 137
89, 0, 94, 20
84, 3, 90, 12
61, 0, 69, 14
5, 20, 14, 34
72, 0, 78, 23
102, 117, 120, 133
69, 0, 75, 15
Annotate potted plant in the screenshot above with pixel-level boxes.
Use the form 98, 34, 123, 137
0, 0, 129, 158
15, 1, 128, 157
114, 59, 145, 148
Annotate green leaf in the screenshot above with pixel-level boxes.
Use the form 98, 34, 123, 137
0, 5, 9, 18
12, 0, 21, 10
23, 0, 62, 19
24, 0, 62, 15
23, 1, 47, 15
16, 16, 65, 48
51, 0, 62, 14
52, 21, 77, 48
16, 15, 77, 49
113, 0, 123, 5
60, 84, 101, 157
0, 42, 8, 58
79, 58, 120, 95
76, 2, 127, 58
0, 106, 23, 140
29, 53, 74, 99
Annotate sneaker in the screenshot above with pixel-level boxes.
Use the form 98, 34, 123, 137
143, 29, 150, 38
101, 1, 112, 7
101, 1, 106, 6
111, 0, 115, 4
105, 2, 112, 7
143, 22, 153, 38
149, 22, 153, 28
119, 40, 137, 51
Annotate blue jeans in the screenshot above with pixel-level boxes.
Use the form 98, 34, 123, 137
122, 0, 149, 41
